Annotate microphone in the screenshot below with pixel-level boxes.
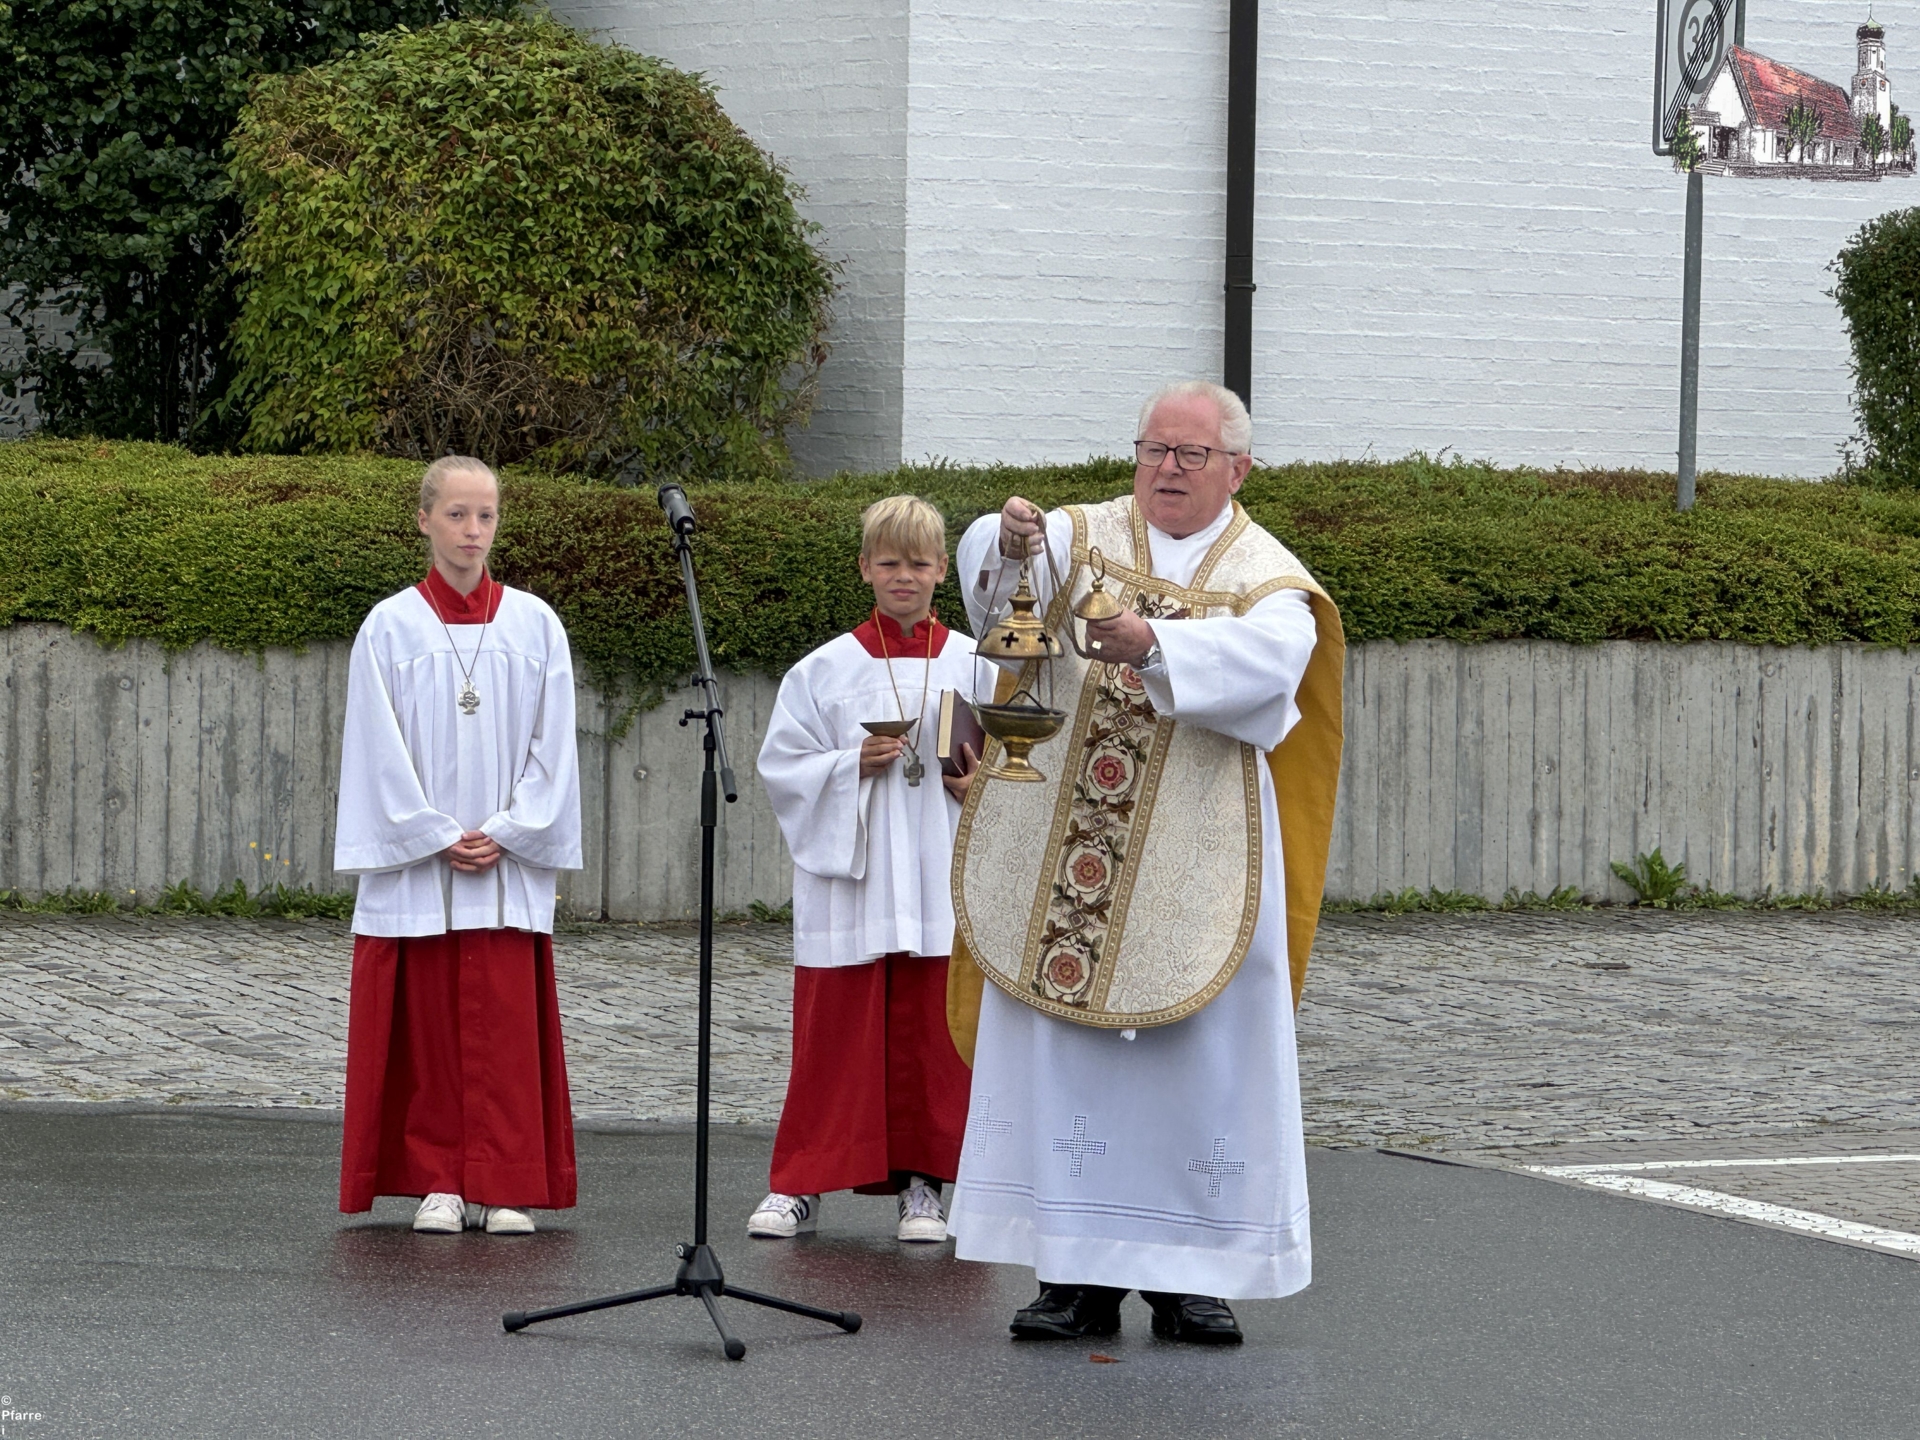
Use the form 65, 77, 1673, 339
657, 481, 696, 537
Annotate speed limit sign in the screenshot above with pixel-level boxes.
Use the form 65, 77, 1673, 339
1655, 0, 1735, 153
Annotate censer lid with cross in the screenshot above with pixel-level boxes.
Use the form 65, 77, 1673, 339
969, 560, 1066, 782
970, 546, 1128, 783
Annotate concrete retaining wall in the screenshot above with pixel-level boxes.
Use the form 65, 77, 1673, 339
5, 623, 1918, 913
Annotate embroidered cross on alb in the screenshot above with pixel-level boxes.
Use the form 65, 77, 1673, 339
1188, 1137, 1247, 1198
968, 1095, 1013, 1153
1052, 1115, 1108, 1177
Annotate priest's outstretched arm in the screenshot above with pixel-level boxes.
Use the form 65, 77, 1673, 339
956, 501, 1074, 651
1134, 588, 1319, 752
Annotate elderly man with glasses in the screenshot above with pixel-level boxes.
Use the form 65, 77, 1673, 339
945, 380, 1345, 1346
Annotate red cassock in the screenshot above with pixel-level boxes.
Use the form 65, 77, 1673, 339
337, 569, 576, 1214
756, 610, 978, 1197
339, 928, 577, 1212
768, 951, 972, 1196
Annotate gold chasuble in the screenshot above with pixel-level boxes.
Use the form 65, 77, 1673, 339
947, 496, 1344, 1064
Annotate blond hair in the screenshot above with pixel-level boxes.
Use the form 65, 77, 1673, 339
860, 494, 947, 560
1137, 380, 1252, 454
418, 456, 499, 513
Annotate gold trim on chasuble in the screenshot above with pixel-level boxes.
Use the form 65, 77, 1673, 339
953, 497, 1268, 1029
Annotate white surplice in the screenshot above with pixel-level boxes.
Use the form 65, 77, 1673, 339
946, 503, 1321, 1299
333, 585, 583, 937
758, 625, 980, 968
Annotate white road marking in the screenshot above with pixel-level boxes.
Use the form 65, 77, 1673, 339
1521, 1156, 1920, 1257
1534, 1154, 1920, 1177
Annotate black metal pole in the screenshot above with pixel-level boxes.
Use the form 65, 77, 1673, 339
1734, 0, 1745, 48
501, 480, 858, 1361
1677, 167, 1703, 512
1224, 0, 1258, 410
694, 722, 716, 1248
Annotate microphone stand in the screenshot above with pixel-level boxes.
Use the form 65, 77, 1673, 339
503, 471, 861, 1361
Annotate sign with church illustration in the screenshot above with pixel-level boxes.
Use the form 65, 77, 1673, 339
1655, 2, 1914, 178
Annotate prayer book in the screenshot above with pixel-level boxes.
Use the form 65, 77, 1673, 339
937, 690, 984, 778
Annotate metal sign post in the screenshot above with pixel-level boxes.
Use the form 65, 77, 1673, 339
1655, 0, 1739, 511
1677, 169, 1703, 511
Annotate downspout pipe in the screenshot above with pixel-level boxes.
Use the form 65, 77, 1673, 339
1224, 0, 1258, 411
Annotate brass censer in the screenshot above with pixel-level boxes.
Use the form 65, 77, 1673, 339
970, 544, 1128, 783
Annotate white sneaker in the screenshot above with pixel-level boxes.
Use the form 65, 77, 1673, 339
412, 1192, 466, 1233
478, 1205, 536, 1235
747, 1192, 818, 1238
895, 1176, 947, 1243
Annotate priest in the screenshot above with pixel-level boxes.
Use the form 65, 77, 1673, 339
335, 456, 583, 1236
946, 381, 1345, 1344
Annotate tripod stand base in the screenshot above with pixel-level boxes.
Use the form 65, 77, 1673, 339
503, 1242, 860, 1361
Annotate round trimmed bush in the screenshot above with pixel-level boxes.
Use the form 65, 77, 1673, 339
1833, 207, 1920, 488
227, 16, 833, 476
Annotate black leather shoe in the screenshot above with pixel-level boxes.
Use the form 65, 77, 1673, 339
1141, 1291, 1244, 1345
1008, 1284, 1127, 1340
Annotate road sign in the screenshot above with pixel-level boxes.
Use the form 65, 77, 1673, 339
1655, 0, 1736, 154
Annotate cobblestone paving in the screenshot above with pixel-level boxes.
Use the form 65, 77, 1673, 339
4, 908, 1918, 1241
0, 913, 795, 1123
1296, 909, 1920, 1152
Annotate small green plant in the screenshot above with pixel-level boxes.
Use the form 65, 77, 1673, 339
1672, 108, 1705, 171
1499, 885, 1587, 911
748, 898, 795, 924
0, 886, 118, 913
1676, 885, 1742, 910
1328, 887, 1491, 915
1611, 848, 1689, 907
1786, 99, 1822, 163
157, 879, 352, 919
1863, 112, 1889, 171
1762, 890, 1833, 912
1846, 880, 1917, 909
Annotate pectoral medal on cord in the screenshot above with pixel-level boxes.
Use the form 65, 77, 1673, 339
875, 608, 934, 786
425, 574, 494, 717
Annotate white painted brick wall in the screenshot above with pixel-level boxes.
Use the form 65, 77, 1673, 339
901, 0, 1228, 465
1260, 0, 1904, 477
554, 0, 909, 475
565, 0, 1910, 477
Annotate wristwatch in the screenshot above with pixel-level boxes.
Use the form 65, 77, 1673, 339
1138, 641, 1165, 672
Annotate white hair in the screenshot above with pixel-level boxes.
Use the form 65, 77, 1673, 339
1136, 381, 1252, 454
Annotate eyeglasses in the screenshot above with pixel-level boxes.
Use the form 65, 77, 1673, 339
1133, 440, 1240, 471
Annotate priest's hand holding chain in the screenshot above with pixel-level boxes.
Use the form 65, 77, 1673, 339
998, 496, 1045, 559
1085, 611, 1158, 668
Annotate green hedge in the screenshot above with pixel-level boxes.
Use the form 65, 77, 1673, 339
5, 440, 1920, 697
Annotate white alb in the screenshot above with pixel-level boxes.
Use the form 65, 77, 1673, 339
334, 585, 584, 936
757, 629, 978, 968
946, 504, 1319, 1300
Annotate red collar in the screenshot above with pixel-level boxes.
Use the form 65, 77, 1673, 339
853, 609, 948, 659
418, 566, 503, 623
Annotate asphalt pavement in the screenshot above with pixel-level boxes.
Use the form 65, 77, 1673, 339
3, 1107, 1917, 1440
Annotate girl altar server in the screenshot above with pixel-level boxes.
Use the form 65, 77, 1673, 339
334, 457, 583, 1235
751, 495, 981, 1243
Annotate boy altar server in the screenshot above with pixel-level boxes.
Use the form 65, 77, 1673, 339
335, 456, 583, 1236
752, 496, 981, 1243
